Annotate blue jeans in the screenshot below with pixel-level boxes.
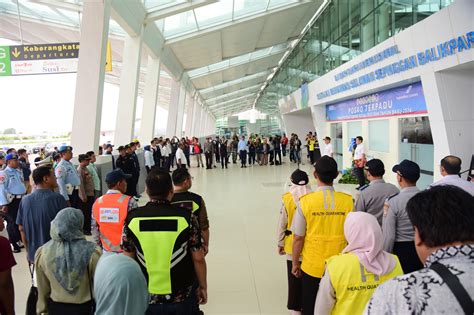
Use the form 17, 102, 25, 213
146, 295, 195, 315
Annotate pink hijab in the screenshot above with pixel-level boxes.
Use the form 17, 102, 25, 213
342, 212, 396, 276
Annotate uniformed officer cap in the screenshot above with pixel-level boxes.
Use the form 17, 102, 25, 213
314, 156, 339, 182
5, 153, 18, 161
106, 169, 132, 184
365, 159, 385, 176
291, 169, 309, 186
78, 154, 91, 162
105, 144, 114, 149
392, 159, 420, 181
58, 145, 73, 153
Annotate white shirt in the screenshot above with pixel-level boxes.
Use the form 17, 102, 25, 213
430, 174, 474, 196
323, 143, 334, 157
160, 145, 169, 157
354, 143, 366, 160
176, 148, 186, 164
144, 150, 155, 168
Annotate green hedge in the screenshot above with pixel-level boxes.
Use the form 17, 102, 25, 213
338, 168, 359, 184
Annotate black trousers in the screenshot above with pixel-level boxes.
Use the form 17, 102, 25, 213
302, 271, 321, 315
68, 189, 81, 209
248, 152, 256, 164
205, 152, 213, 169
309, 150, 315, 165
239, 150, 247, 166
393, 241, 423, 273
79, 196, 94, 234
185, 153, 190, 167
274, 150, 281, 164
286, 260, 303, 311
5, 198, 21, 247
354, 166, 366, 187
215, 151, 220, 163
220, 153, 228, 168
282, 144, 287, 156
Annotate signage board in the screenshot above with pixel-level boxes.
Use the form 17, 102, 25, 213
326, 82, 427, 121
0, 41, 112, 76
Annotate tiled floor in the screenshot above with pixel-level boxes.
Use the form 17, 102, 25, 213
11, 156, 357, 314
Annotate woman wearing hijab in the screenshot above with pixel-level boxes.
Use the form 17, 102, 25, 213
277, 169, 312, 315
314, 212, 403, 315
94, 254, 149, 315
35, 207, 102, 315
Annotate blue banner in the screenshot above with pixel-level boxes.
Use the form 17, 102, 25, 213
326, 82, 427, 121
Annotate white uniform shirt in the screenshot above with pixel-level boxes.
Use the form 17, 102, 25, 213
176, 148, 187, 164
144, 150, 155, 168
354, 143, 366, 160
430, 174, 474, 195
323, 143, 334, 157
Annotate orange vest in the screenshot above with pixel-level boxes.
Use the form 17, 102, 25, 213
92, 193, 130, 252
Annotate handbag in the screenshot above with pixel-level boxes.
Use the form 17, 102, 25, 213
47, 266, 96, 315
430, 262, 473, 315
26, 264, 38, 315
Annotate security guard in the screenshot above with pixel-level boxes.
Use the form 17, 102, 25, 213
55, 145, 81, 208
116, 145, 136, 197
122, 169, 208, 311
291, 156, 353, 313
171, 168, 210, 254
355, 159, 399, 226
382, 159, 422, 273
92, 169, 136, 253
0, 153, 27, 252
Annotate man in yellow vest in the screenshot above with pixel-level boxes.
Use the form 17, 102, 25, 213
91, 169, 137, 253
278, 169, 312, 315
291, 156, 353, 314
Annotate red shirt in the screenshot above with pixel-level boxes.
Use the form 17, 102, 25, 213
0, 236, 16, 314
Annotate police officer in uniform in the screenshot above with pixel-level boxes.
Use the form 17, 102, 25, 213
355, 159, 399, 226
0, 153, 27, 252
382, 159, 422, 273
116, 145, 136, 197
291, 156, 353, 313
55, 145, 81, 208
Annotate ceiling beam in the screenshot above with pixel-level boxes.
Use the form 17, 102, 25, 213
165, 1, 312, 44
146, 0, 217, 22
204, 84, 261, 103
208, 94, 255, 108
199, 70, 271, 96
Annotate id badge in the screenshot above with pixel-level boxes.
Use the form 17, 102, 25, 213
65, 184, 74, 195
99, 208, 120, 223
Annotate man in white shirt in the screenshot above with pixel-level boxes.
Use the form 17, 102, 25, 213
176, 143, 187, 169
430, 155, 474, 195
322, 137, 334, 158
353, 136, 366, 189
143, 145, 155, 173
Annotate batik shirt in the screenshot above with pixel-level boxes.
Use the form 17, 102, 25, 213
364, 245, 474, 314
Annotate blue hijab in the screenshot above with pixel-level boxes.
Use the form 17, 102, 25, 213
94, 254, 149, 315
41, 207, 96, 294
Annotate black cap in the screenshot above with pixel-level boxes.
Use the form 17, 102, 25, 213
78, 154, 91, 162
365, 159, 385, 176
290, 169, 309, 186
392, 160, 421, 181
314, 156, 338, 181
106, 169, 132, 184
105, 144, 114, 149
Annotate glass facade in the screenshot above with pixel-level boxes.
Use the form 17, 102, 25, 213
257, 0, 454, 111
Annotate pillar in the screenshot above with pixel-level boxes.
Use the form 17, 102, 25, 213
166, 79, 180, 137
200, 110, 207, 137
139, 56, 161, 143
191, 98, 201, 136
184, 94, 194, 137
176, 85, 186, 137
114, 34, 143, 145
71, 0, 111, 154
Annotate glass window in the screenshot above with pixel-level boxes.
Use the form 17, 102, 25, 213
347, 121, 362, 145
369, 119, 389, 152
361, 11, 375, 51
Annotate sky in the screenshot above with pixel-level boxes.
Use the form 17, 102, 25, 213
0, 38, 168, 135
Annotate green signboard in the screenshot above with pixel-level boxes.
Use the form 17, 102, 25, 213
0, 46, 12, 76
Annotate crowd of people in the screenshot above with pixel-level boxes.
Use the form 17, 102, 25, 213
0, 131, 472, 315
278, 153, 473, 315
